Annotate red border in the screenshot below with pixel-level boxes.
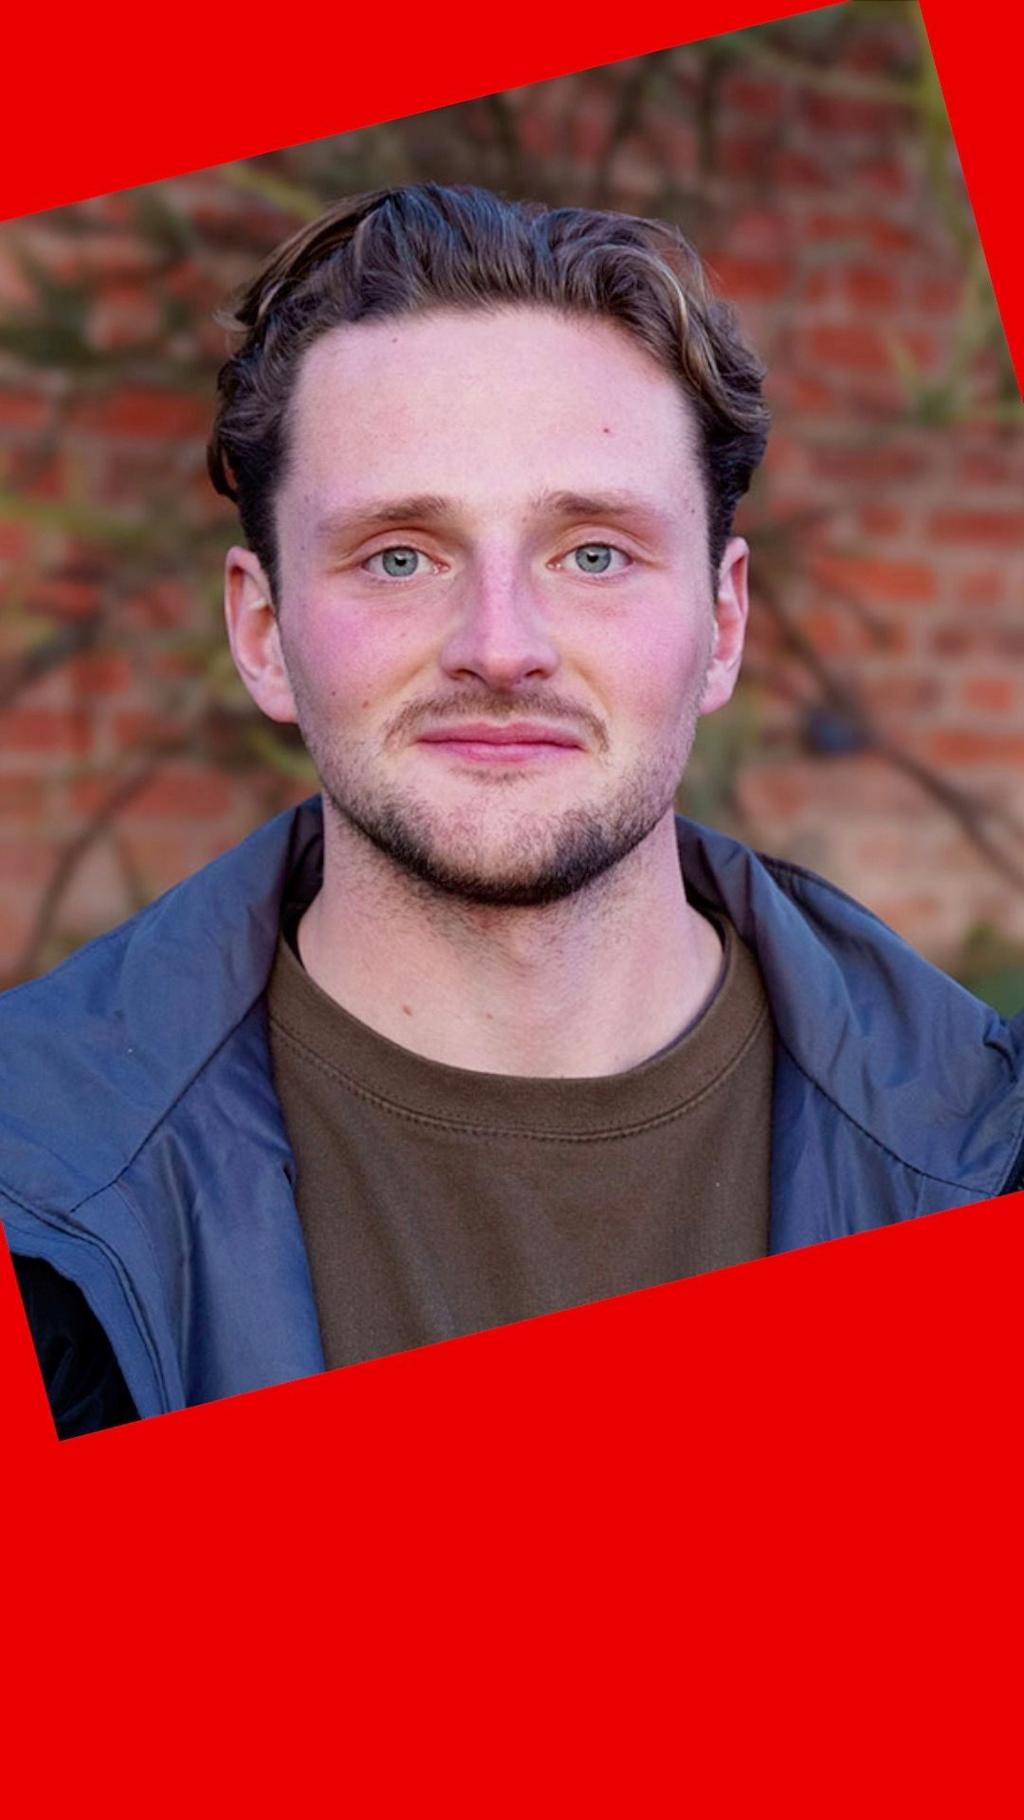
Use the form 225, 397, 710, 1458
0, 0, 831, 221
2, 0, 1021, 1806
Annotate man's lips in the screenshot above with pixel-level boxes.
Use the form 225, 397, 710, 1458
416, 721, 584, 748
414, 721, 587, 764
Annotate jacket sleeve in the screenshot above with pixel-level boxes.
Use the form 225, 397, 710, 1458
12, 1253, 140, 1440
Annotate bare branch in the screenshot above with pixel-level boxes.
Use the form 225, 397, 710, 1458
6, 735, 189, 987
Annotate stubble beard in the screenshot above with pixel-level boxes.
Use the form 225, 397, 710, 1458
295, 691, 708, 912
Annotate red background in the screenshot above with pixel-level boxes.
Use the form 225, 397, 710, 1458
1, 2, 1020, 1810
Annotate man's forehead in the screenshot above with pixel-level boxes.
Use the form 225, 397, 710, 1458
283, 306, 705, 532
290, 305, 698, 429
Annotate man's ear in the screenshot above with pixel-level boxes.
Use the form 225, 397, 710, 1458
700, 536, 749, 718
223, 546, 298, 725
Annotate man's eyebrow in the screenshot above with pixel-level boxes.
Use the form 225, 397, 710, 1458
313, 496, 453, 541
531, 488, 673, 525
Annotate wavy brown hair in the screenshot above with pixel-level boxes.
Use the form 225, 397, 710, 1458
208, 184, 770, 602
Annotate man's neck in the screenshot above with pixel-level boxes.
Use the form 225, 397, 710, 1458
296, 810, 723, 1079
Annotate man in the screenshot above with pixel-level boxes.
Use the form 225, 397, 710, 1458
4, 184, 1023, 1439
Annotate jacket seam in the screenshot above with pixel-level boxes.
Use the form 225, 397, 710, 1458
729, 845, 1019, 1195
0, 995, 267, 1217
0, 1179, 174, 1411
68, 1001, 266, 1216
107, 1175, 175, 1284
776, 1033, 997, 1197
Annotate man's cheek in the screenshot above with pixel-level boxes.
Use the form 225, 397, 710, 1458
615, 638, 702, 722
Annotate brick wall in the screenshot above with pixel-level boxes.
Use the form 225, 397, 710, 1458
1, 4, 1022, 988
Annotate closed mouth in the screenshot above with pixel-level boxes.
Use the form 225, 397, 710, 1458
416, 722, 583, 748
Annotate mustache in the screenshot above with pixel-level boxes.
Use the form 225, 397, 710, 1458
384, 691, 610, 755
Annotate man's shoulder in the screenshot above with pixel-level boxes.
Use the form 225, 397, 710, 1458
0, 797, 323, 1212
676, 814, 1024, 1195
1, 795, 321, 1016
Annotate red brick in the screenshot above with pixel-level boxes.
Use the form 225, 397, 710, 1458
23, 229, 159, 283
0, 244, 34, 308
153, 650, 206, 681
858, 505, 905, 536
807, 323, 893, 372
0, 521, 29, 560
0, 775, 45, 818
112, 709, 185, 747
929, 509, 1024, 546
653, 118, 698, 166
775, 150, 829, 189
866, 220, 915, 253
849, 829, 923, 871
122, 581, 196, 629
719, 136, 771, 180
868, 675, 942, 714
0, 900, 38, 977
126, 768, 234, 819
31, 577, 99, 619
961, 677, 1016, 714
519, 112, 560, 159
735, 766, 812, 821
813, 552, 937, 605
0, 391, 50, 431
928, 625, 975, 658
801, 93, 905, 136
7, 448, 65, 499
800, 606, 910, 659
0, 707, 92, 756
902, 328, 938, 370
871, 896, 944, 940
118, 832, 204, 891
570, 106, 611, 163
86, 282, 162, 352
843, 266, 899, 309
805, 213, 914, 254
786, 374, 837, 412
798, 269, 831, 305
922, 731, 1024, 766
67, 775, 118, 816
727, 208, 787, 255
68, 652, 135, 696
709, 255, 788, 301
721, 75, 786, 120
957, 570, 1006, 608
69, 388, 210, 439
915, 275, 962, 314
165, 266, 224, 311
856, 157, 907, 196
742, 756, 924, 818
0, 838, 59, 887
805, 212, 866, 245
956, 449, 1024, 487
813, 443, 932, 483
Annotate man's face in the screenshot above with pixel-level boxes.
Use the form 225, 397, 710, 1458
234, 306, 748, 907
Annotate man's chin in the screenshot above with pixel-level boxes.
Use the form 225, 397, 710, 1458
327, 794, 660, 910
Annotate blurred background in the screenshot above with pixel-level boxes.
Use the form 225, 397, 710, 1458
1, 0, 1022, 1005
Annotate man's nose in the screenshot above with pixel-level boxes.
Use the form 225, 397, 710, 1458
438, 559, 560, 690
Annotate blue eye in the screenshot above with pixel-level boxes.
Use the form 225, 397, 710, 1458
564, 543, 630, 575
366, 546, 423, 579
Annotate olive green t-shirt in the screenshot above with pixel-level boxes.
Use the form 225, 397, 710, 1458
266, 911, 773, 1370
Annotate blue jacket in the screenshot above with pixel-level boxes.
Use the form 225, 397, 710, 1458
3, 797, 1023, 1422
